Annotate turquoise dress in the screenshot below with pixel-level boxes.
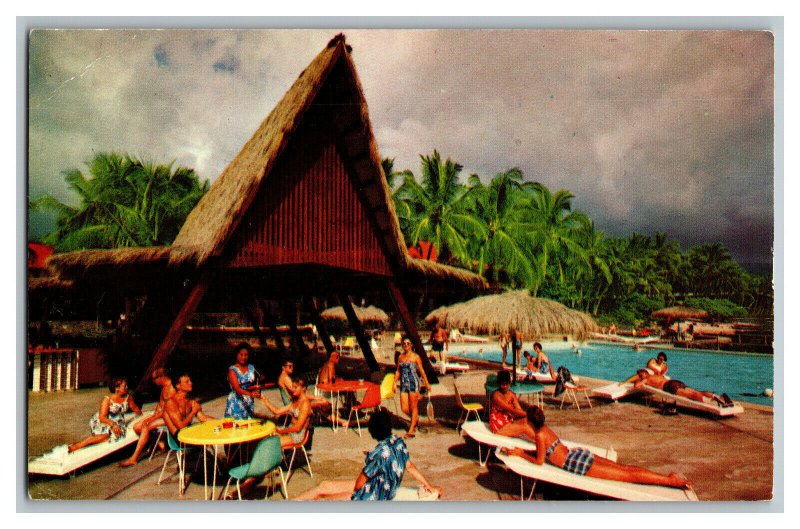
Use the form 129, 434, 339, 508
224, 364, 256, 419
351, 434, 410, 500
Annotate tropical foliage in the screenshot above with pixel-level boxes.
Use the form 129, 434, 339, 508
30, 152, 208, 251
392, 151, 773, 325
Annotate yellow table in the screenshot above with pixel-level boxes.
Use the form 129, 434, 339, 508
178, 419, 275, 500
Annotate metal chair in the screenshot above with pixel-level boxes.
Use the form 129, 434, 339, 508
559, 382, 594, 411
157, 430, 194, 495
454, 381, 484, 431
283, 427, 313, 480
223, 435, 287, 500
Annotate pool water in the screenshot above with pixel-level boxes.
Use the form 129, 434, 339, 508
448, 343, 774, 406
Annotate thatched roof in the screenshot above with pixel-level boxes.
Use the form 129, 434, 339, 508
651, 306, 710, 321
320, 305, 389, 324
48, 247, 172, 276
47, 35, 486, 293
28, 276, 76, 293
425, 290, 598, 340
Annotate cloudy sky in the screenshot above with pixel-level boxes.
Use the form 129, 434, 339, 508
28, 29, 774, 272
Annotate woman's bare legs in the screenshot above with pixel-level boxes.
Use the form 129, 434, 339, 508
119, 418, 165, 466
399, 392, 421, 437
585, 456, 691, 488
294, 479, 354, 501
68, 434, 110, 453
495, 419, 535, 441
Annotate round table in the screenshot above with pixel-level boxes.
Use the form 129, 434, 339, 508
178, 419, 275, 500
484, 381, 545, 408
316, 380, 372, 432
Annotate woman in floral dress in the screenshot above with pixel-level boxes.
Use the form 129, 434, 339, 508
224, 342, 260, 419
68, 376, 142, 452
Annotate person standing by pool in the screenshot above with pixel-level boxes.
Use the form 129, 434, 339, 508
489, 370, 529, 438
293, 409, 442, 500
510, 328, 524, 371
503, 406, 691, 489
499, 330, 510, 368
395, 336, 431, 438
532, 342, 556, 380
429, 323, 449, 375
224, 342, 259, 420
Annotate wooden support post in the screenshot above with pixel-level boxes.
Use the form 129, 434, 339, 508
385, 280, 438, 384
339, 293, 380, 372
282, 299, 312, 357
243, 298, 269, 350
259, 300, 288, 354
305, 297, 336, 357
137, 269, 210, 393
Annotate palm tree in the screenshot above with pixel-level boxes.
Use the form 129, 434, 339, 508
30, 152, 208, 251
525, 184, 590, 295
464, 168, 538, 288
396, 150, 485, 266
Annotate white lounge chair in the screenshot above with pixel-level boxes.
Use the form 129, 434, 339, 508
460, 421, 617, 467
392, 486, 441, 501
28, 411, 153, 476
495, 450, 698, 501
641, 386, 744, 417
440, 361, 470, 374
516, 369, 557, 384
591, 382, 645, 401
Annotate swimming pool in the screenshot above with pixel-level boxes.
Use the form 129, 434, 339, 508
448, 343, 774, 406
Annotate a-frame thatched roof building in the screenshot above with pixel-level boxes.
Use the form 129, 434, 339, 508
45, 34, 488, 385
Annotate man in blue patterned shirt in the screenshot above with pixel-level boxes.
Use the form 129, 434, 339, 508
294, 409, 441, 500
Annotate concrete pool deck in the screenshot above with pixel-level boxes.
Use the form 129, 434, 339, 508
26, 365, 773, 503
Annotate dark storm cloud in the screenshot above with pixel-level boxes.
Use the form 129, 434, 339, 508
27, 29, 774, 271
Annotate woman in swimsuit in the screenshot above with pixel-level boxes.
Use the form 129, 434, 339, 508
260, 377, 311, 448
499, 331, 510, 368
489, 370, 529, 437
510, 329, 524, 371
532, 342, 556, 380
68, 376, 142, 453
505, 406, 691, 489
394, 337, 430, 438
646, 352, 668, 376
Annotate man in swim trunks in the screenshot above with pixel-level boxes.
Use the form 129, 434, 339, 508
633, 372, 733, 407
429, 323, 449, 374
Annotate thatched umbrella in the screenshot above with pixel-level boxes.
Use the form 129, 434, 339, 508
426, 290, 598, 384
651, 306, 710, 321
321, 305, 390, 326
425, 290, 598, 340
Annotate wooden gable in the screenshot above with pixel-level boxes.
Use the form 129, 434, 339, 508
226, 115, 392, 276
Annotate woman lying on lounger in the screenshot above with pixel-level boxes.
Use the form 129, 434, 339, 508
489, 370, 529, 438
294, 409, 442, 501
68, 376, 142, 453
503, 406, 691, 489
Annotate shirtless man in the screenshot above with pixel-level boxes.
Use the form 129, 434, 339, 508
632, 372, 733, 407
119, 368, 176, 467
317, 352, 340, 385
429, 323, 449, 374
162, 374, 214, 436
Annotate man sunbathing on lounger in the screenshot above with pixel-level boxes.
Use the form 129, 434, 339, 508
162, 374, 214, 436
119, 368, 176, 466
631, 372, 734, 407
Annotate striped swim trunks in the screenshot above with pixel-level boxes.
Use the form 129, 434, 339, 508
562, 447, 595, 475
